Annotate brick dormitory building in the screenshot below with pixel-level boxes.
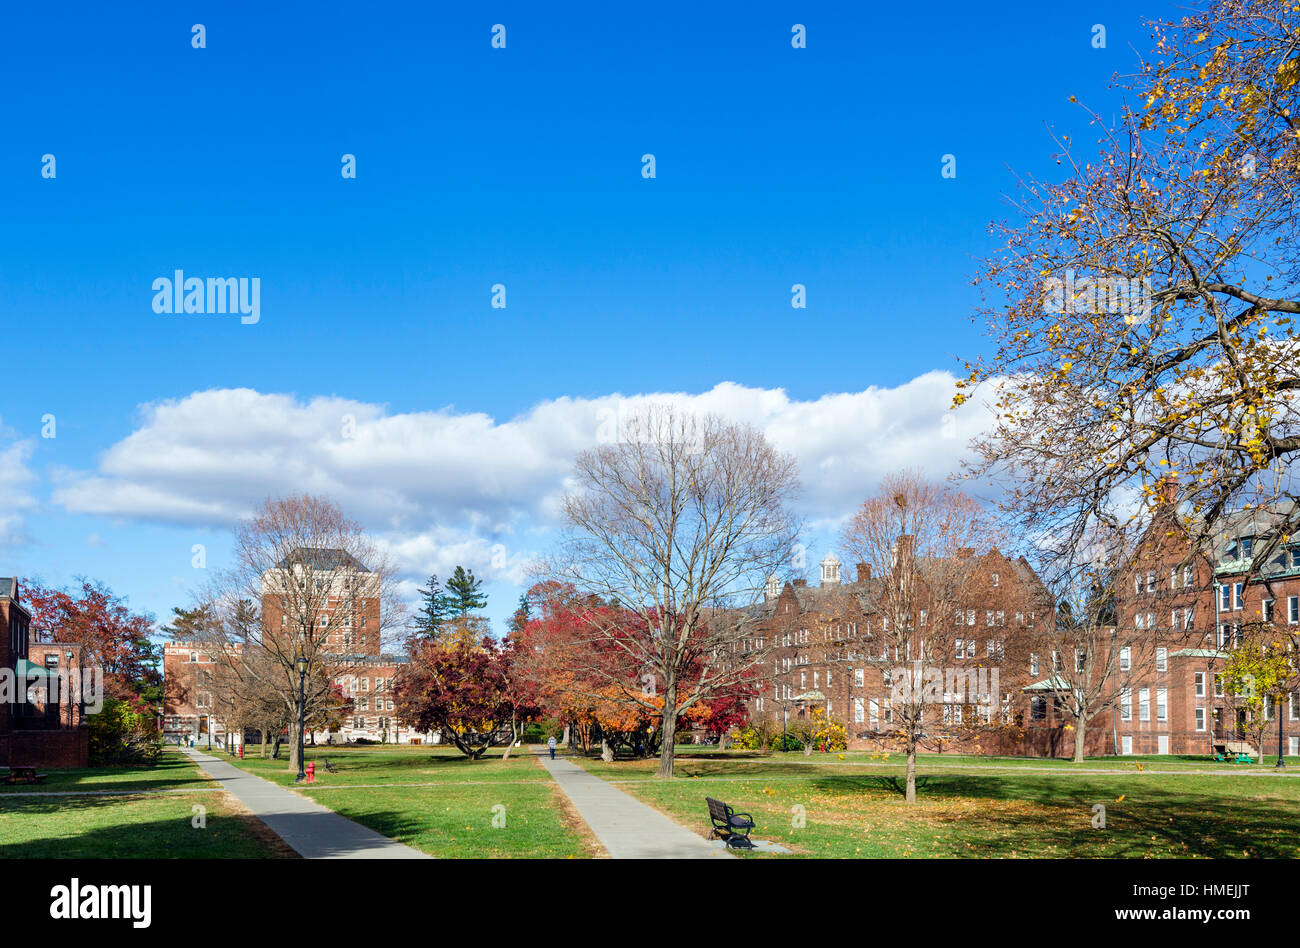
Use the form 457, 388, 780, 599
0, 576, 90, 768
164, 549, 434, 747
728, 499, 1300, 760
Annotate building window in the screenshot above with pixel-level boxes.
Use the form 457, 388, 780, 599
1156, 688, 1167, 722
1156, 648, 1167, 672
1184, 565, 1194, 587
1195, 708, 1206, 732
854, 697, 864, 724
1031, 697, 1047, 721
1139, 689, 1150, 722
1119, 647, 1131, 671
1195, 672, 1205, 698
1121, 688, 1132, 721
855, 668, 864, 688
991, 572, 999, 587
1030, 653, 1039, 676
1214, 674, 1225, 698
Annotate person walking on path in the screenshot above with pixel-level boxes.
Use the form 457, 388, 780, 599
548, 736, 557, 760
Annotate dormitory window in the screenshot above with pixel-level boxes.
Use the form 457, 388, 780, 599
1156, 648, 1167, 672
1195, 672, 1205, 698
1195, 708, 1206, 731
1291, 596, 1300, 624
991, 572, 999, 587
1119, 647, 1131, 671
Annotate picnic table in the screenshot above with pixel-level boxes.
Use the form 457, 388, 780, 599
4, 766, 47, 785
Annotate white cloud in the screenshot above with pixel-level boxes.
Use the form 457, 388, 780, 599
51, 374, 996, 578
0, 422, 37, 548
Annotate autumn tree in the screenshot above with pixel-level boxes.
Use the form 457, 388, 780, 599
25, 578, 161, 706
393, 636, 530, 759
839, 471, 1012, 804
959, 0, 1300, 579
545, 406, 801, 777
1220, 622, 1298, 765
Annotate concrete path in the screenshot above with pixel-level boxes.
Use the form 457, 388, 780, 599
532, 747, 731, 859
182, 748, 431, 859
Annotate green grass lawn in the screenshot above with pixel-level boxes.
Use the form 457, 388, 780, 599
0, 749, 293, 858
571, 750, 1300, 858
216, 743, 601, 858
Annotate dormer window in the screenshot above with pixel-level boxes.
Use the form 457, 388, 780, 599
1240, 537, 1254, 558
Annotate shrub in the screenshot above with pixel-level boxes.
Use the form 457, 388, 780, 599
88, 696, 162, 766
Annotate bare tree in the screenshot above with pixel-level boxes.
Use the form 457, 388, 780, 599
546, 405, 801, 778
205, 495, 403, 773
839, 471, 1012, 804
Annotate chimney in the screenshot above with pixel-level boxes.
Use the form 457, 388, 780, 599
857, 562, 871, 583
1159, 474, 1179, 507
792, 579, 807, 587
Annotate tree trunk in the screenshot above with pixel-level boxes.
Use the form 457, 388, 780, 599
656, 678, 678, 778
905, 736, 917, 804
288, 720, 302, 773
1073, 719, 1086, 763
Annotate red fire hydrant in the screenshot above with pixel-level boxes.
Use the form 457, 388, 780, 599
238, 743, 244, 759
306, 761, 315, 784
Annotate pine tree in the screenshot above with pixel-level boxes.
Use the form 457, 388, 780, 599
412, 574, 452, 640
443, 566, 488, 617
507, 592, 530, 638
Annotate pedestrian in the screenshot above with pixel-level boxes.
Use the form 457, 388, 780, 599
547, 735, 557, 760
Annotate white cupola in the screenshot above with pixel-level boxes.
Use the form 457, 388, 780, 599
820, 551, 842, 586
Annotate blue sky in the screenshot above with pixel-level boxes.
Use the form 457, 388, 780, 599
0, 1, 1176, 636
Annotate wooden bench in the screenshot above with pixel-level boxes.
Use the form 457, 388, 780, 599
4, 766, 47, 785
705, 796, 755, 849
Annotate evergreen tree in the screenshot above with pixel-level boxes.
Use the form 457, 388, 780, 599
443, 566, 488, 616
507, 592, 531, 638
412, 574, 452, 639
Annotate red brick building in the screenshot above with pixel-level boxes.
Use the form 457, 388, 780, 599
1110, 499, 1300, 758
0, 577, 90, 768
732, 548, 1054, 755
163, 549, 435, 745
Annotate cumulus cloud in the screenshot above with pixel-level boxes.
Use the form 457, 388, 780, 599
0, 422, 37, 548
51, 374, 997, 578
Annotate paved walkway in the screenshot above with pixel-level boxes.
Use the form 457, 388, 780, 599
182, 748, 430, 859
532, 747, 731, 859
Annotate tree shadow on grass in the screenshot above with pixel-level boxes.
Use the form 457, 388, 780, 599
804, 772, 1300, 857
0, 792, 297, 858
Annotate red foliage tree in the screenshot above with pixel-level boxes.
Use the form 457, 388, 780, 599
393, 636, 536, 759
24, 578, 160, 700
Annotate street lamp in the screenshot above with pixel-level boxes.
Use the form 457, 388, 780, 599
1276, 696, 1286, 769
294, 652, 308, 782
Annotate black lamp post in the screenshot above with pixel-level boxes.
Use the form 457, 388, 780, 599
294, 652, 308, 782
1276, 697, 1286, 769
